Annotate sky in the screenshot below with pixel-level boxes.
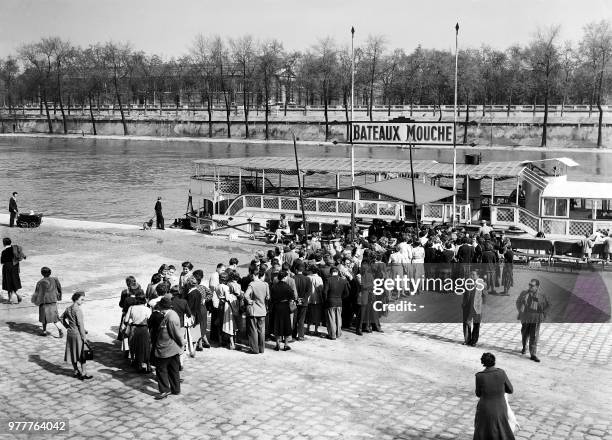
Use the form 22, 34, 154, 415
0, 0, 610, 58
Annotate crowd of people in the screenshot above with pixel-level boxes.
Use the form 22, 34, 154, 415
2, 218, 554, 437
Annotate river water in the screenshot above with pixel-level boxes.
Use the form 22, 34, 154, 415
1, 136, 610, 225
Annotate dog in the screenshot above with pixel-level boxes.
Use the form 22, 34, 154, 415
142, 218, 153, 230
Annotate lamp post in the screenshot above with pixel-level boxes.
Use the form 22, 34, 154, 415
452, 22, 459, 227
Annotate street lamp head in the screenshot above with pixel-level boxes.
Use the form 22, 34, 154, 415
351, 26, 355, 35
455, 23, 459, 32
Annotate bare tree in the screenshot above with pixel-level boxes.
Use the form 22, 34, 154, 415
581, 20, 612, 147
102, 42, 131, 135
527, 26, 561, 147
0, 57, 20, 130
257, 40, 283, 140
209, 37, 234, 138
312, 37, 339, 140
78, 45, 107, 135
230, 35, 257, 138
191, 35, 216, 137
19, 42, 54, 133
558, 42, 578, 117
363, 35, 386, 120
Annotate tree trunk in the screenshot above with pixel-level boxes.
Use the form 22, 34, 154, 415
264, 77, 270, 140
57, 71, 68, 134
560, 93, 565, 118
323, 87, 329, 141
113, 75, 128, 135
343, 89, 350, 141
223, 92, 231, 138
88, 92, 97, 135
596, 58, 605, 148
243, 83, 250, 139
506, 91, 512, 117
206, 93, 213, 138
533, 95, 536, 118
463, 97, 470, 144
368, 85, 374, 121
541, 88, 548, 147
42, 90, 53, 134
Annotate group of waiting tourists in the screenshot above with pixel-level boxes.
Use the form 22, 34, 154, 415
3, 215, 558, 437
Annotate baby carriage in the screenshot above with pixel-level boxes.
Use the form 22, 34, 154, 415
17, 212, 43, 228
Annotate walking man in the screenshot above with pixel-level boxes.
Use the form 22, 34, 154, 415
462, 270, 485, 346
8, 192, 18, 227
154, 196, 164, 230
153, 297, 184, 399
516, 279, 549, 363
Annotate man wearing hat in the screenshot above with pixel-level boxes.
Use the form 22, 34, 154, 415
153, 297, 184, 399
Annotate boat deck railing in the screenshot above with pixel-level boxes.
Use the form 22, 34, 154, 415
224, 194, 401, 220
421, 203, 472, 224
491, 205, 612, 237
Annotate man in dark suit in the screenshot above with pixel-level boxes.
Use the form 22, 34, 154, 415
292, 261, 312, 341
462, 270, 484, 346
154, 196, 164, 230
516, 279, 549, 362
323, 267, 349, 339
8, 192, 18, 227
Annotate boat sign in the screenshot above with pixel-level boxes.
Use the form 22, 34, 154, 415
350, 121, 454, 145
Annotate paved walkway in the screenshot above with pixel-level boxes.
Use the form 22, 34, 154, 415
1, 311, 610, 439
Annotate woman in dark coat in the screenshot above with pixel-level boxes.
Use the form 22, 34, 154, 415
2, 237, 23, 303
32, 266, 63, 336
474, 352, 515, 440
270, 270, 294, 351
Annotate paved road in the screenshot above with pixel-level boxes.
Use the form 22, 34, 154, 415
0, 312, 610, 439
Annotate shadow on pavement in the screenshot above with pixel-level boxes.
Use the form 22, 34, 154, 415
28, 354, 75, 377
89, 339, 158, 397
397, 328, 522, 358
6, 321, 42, 336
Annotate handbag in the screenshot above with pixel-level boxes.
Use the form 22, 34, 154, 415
289, 299, 297, 313
83, 342, 94, 360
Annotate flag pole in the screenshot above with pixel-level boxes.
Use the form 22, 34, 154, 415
350, 26, 356, 241
452, 22, 459, 227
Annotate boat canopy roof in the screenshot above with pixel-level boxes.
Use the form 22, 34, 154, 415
542, 177, 612, 199
357, 178, 454, 205
193, 156, 579, 179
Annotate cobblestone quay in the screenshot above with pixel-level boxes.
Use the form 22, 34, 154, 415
0, 220, 610, 439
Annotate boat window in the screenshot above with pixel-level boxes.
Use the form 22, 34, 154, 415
543, 198, 569, 217
543, 199, 555, 216
555, 198, 568, 216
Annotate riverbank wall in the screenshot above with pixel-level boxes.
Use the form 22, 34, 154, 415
1, 114, 611, 148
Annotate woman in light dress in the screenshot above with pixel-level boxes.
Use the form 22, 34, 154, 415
61, 291, 92, 380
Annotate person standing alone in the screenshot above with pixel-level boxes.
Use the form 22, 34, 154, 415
8, 192, 18, 227
154, 197, 164, 230
516, 279, 549, 363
